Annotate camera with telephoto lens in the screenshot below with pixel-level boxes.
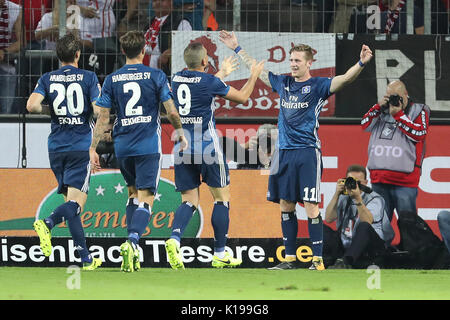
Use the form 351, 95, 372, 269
342, 177, 372, 195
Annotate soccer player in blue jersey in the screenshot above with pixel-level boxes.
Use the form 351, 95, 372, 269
164, 42, 265, 269
89, 31, 188, 272
219, 30, 373, 270
26, 33, 102, 271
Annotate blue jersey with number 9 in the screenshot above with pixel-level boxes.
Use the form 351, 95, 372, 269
171, 70, 230, 154
33, 65, 100, 153
96, 64, 173, 158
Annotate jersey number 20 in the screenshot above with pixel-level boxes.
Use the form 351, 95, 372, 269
50, 83, 84, 116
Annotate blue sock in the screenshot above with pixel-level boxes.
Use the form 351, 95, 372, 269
126, 198, 139, 232
128, 202, 151, 246
211, 201, 230, 253
308, 214, 323, 257
281, 211, 298, 256
170, 201, 196, 243
68, 215, 92, 263
44, 200, 80, 230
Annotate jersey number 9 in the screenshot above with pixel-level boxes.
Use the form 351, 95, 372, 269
177, 83, 191, 116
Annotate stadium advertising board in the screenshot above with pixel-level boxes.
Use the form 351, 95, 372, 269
0, 237, 313, 268
1, 124, 449, 244
171, 31, 336, 117
335, 34, 450, 117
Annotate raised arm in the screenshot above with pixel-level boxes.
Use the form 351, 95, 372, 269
215, 56, 239, 80
330, 44, 373, 94
224, 60, 265, 104
219, 30, 271, 87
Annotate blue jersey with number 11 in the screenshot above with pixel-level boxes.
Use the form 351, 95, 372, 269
33, 65, 100, 153
96, 64, 173, 158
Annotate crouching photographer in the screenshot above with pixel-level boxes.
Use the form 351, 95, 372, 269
323, 164, 395, 269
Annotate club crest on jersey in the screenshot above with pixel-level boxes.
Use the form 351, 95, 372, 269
302, 86, 311, 94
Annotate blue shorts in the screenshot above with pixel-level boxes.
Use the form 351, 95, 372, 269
117, 153, 161, 192
49, 151, 91, 194
174, 152, 230, 192
267, 147, 322, 204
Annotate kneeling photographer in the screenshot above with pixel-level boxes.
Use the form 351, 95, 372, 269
323, 164, 395, 269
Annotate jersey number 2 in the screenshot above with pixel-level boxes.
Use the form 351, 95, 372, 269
124, 82, 143, 116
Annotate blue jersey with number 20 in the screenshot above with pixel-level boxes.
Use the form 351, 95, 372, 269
33, 65, 100, 153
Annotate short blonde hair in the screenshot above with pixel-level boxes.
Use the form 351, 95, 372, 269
184, 42, 206, 69
289, 44, 314, 61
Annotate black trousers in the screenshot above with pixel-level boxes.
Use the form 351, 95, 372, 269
323, 222, 388, 268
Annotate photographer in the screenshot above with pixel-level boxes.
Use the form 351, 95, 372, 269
219, 124, 278, 170
361, 80, 430, 221
324, 165, 395, 269
237, 124, 278, 170
95, 115, 119, 169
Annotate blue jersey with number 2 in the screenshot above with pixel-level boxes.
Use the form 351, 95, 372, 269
96, 64, 173, 158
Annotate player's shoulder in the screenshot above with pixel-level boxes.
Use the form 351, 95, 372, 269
310, 76, 332, 84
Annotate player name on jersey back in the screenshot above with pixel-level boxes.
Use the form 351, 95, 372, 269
121, 115, 152, 126
112, 72, 151, 82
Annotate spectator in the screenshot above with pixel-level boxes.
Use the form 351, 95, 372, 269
144, 0, 192, 76
0, 0, 21, 114
117, 0, 151, 37
13, 0, 52, 112
361, 80, 430, 221
35, 0, 94, 51
378, 0, 424, 34
76, 0, 116, 39
330, 0, 377, 33
438, 210, 450, 255
315, 0, 337, 33
10, 0, 51, 42
203, 0, 217, 30
173, 0, 203, 30
324, 164, 395, 269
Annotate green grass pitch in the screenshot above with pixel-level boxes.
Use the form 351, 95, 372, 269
1, 267, 450, 300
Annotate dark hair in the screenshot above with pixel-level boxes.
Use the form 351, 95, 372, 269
184, 42, 205, 69
346, 164, 367, 180
56, 33, 82, 63
120, 31, 146, 59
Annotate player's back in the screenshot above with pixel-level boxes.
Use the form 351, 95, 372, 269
35, 65, 100, 153
171, 70, 230, 154
103, 64, 171, 157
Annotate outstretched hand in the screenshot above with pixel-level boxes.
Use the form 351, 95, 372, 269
219, 56, 239, 78
250, 60, 265, 78
219, 30, 239, 51
360, 44, 373, 65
